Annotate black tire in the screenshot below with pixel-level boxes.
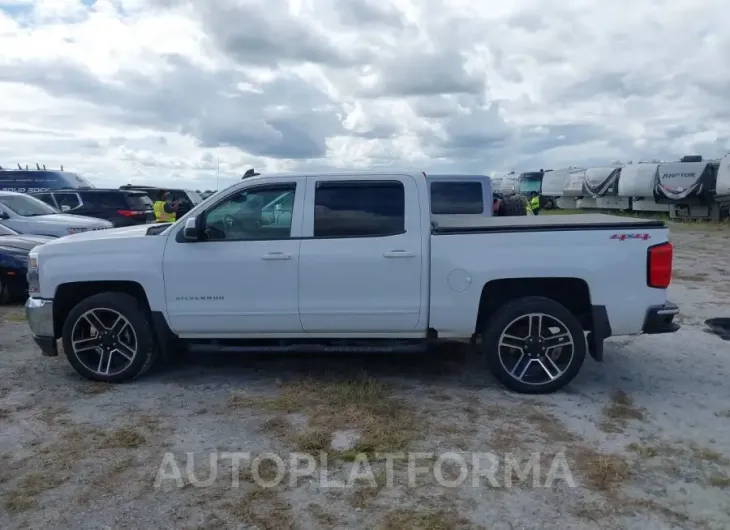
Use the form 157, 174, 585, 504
500, 196, 528, 216
61, 292, 159, 382
543, 199, 554, 210
482, 296, 586, 394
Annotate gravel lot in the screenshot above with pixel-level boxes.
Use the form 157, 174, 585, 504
1, 222, 729, 530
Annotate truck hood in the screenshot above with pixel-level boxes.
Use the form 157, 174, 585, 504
28, 213, 112, 228
0, 234, 54, 252
44, 223, 156, 246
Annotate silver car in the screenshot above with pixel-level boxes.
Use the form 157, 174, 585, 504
0, 191, 112, 237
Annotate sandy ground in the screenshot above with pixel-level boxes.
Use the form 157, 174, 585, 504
1, 222, 730, 530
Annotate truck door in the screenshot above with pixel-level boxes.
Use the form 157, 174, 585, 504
162, 177, 305, 335
298, 175, 423, 333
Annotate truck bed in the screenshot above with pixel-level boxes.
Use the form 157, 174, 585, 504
431, 213, 665, 234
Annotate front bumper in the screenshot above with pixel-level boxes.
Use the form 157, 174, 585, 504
25, 297, 58, 356
642, 301, 680, 335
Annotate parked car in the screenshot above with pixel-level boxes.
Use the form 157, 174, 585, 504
26, 172, 679, 393
118, 185, 203, 219
0, 165, 94, 193
0, 191, 113, 237
30, 189, 155, 227
25, 171, 679, 394
0, 223, 53, 303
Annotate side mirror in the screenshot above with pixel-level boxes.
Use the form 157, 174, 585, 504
182, 217, 199, 241
61, 205, 71, 212
0, 211, 8, 220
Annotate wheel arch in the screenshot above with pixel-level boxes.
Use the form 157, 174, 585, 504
53, 281, 150, 338
475, 277, 593, 336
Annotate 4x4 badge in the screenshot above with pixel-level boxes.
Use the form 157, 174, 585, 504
610, 233, 650, 241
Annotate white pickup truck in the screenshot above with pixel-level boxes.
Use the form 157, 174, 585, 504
24, 171, 680, 394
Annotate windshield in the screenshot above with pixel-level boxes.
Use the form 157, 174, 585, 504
0, 223, 19, 236
518, 178, 542, 194
186, 190, 203, 204
64, 173, 95, 189
0, 194, 59, 216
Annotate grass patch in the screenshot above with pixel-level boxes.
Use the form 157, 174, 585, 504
76, 382, 114, 395
573, 447, 632, 491
229, 376, 423, 458
601, 390, 646, 432
691, 445, 728, 464
3, 310, 26, 321
4, 472, 66, 512
709, 474, 730, 488
224, 487, 294, 530
294, 429, 331, 453
99, 426, 147, 449
6, 415, 165, 510
627, 442, 658, 458
377, 508, 475, 530
308, 502, 337, 526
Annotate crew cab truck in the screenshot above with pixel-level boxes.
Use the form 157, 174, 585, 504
24, 171, 680, 394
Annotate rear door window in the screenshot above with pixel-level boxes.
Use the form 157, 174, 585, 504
125, 193, 153, 210
33, 193, 58, 208
430, 181, 484, 214
79, 192, 128, 209
54, 193, 82, 211
313, 181, 405, 238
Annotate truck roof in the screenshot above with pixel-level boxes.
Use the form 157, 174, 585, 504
431, 213, 665, 234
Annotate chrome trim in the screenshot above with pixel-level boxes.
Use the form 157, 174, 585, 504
25, 297, 54, 338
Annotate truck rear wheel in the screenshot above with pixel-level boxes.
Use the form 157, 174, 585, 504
61, 292, 159, 382
500, 196, 528, 216
481, 296, 586, 394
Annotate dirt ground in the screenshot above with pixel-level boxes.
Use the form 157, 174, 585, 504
1, 222, 730, 530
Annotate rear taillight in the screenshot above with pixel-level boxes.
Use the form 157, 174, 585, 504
647, 242, 672, 288
117, 210, 145, 217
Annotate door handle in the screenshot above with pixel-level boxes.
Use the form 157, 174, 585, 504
383, 250, 416, 258
261, 252, 292, 260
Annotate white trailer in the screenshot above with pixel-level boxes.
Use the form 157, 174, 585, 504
617, 163, 670, 213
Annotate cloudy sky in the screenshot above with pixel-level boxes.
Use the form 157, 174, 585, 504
0, 0, 728, 191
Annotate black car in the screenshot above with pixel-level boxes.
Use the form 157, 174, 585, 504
30, 189, 155, 227
0, 223, 53, 303
119, 185, 203, 219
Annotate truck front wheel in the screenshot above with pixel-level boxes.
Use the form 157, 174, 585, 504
482, 296, 586, 394
61, 292, 159, 382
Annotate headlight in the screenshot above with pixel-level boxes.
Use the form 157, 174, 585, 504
27, 251, 40, 295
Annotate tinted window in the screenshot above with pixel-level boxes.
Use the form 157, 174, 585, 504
430, 182, 484, 214
125, 193, 153, 210
0, 194, 59, 216
313, 181, 404, 238
79, 191, 130, 209
204, 184, 296, 241
33, 193, 57, 207
54, 193, 81, 210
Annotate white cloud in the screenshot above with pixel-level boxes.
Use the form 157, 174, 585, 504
0, 0, 728, 191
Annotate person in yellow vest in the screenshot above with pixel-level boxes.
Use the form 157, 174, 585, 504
529, 192, 540, 215
153, 191, 179, 223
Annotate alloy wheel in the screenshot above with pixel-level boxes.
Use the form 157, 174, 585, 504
497, 312, 575, 386
70, 308, 138, 376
